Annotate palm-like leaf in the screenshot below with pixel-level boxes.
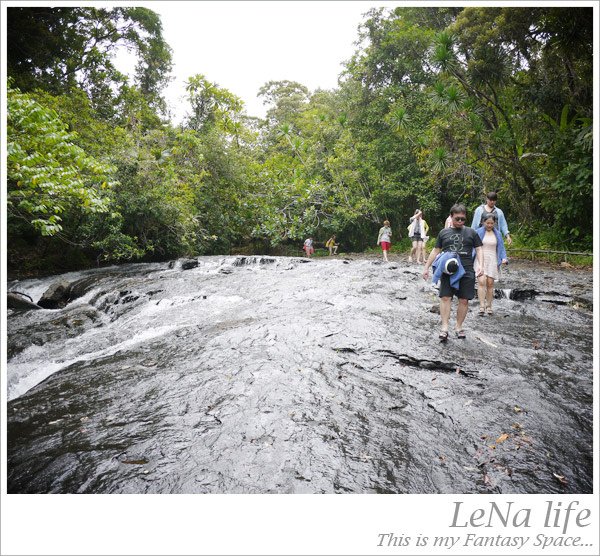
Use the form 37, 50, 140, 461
430, 147, 449, 174
389, 107, 410, 131
429, 82, 447, 107
437, 30, 454, 50
432, 31, 456, 71
444, 85, 465, 112
277, 123, 293, 138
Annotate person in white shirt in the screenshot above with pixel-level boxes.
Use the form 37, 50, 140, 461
377, 220, 393, 262
303, 237, 314, 257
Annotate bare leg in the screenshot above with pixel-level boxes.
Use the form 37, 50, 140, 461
456, 298, 469, 331
409, 241, 417, 262
486, 277, 495, 312
383, 249, 389, 262
440, 296, 452, 332
416, 242, 424, 263
477, 275, 486, 311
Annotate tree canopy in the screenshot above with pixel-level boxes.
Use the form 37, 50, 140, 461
6, 6, 593, 276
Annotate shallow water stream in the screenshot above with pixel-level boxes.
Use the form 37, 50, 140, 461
6, 255, 593, 493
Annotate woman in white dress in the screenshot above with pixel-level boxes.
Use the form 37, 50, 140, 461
474, 214, 508, 315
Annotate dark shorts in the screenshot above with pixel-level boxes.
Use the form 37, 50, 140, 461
438, 269, 476, 300
410, 235, 423, 242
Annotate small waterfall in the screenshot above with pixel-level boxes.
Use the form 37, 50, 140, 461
232, 256, 276, 266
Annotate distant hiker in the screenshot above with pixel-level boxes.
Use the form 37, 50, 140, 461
377, 220, 393, 262
471, 191, 513, 245
408, 209, 429, 264
423, 204, 484, 341
303, 237, 315, 257
326, 235, 339, 255
474, 213, 508, 316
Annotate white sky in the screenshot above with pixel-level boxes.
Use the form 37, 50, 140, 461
133, 1, 395, 122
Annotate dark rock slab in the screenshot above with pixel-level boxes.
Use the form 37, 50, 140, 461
180, 258, 199, 270
38, 280, 71, 309
7, 292, 41, 311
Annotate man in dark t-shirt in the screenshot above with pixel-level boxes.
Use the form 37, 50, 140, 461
423, 204, 483, 341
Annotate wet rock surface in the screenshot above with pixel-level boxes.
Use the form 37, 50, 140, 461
6, 256, 593, 493
7, 292, 41, 311
37, 279, 71, 309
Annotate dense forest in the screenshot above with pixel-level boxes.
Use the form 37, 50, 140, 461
6, 6, 593, 276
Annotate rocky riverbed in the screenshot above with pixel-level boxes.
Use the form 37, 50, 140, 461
6, 255, 593, 493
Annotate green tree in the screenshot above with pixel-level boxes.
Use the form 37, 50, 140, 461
7, 7, 172, 118
184, 74, 244, 133
258, 80, 310, 127
7, 86, 114, 238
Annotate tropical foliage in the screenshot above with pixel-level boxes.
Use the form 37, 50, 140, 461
6, 6, 593, 275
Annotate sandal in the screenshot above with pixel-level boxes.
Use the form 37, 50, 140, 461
439, 330, 449, 342
455, 329, 466, 339
486, 307, 493, 315
478, 307, 485, 316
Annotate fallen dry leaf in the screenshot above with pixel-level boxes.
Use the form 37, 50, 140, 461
553, 473, 568, 485
533, 341, 541, 349
512, 423, 523, 430
514, 406, 523, 413
496, 433, 510, 444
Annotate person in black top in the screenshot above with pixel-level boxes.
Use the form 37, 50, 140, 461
423, 204, 484, 341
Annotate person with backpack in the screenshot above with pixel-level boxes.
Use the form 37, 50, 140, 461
470, 192, 513, 245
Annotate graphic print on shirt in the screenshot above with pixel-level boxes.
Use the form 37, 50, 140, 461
449, 229, 465, 254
